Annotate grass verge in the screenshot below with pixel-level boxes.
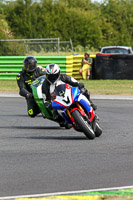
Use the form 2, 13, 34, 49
83, 79, 133, 95
0, 79, 133, 95
0, 80, 19, 92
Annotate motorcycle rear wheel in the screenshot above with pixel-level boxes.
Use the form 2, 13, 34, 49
71, 109, 95, 139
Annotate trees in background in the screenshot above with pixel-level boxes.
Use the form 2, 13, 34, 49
100, 0, 133, 47
0, 0, 133, 53
0, 13, 14, 55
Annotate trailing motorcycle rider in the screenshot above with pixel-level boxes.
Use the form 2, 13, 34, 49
42, 63, 97, 127
16, 56, 45, 118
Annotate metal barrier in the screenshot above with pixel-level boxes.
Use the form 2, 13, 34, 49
0, 55, 96, 79
66, 55, 96, 79
0, 56, 67, 79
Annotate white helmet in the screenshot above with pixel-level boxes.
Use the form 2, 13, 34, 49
45, 63, 60, 84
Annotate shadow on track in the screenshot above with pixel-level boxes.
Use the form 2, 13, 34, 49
0, 126, 87, 140
13, 135, 86, 140
0, 114, 28, 117
0, 126, 61, 130
0, 114, 45, 117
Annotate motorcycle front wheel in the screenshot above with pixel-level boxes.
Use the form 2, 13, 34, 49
94, 122, 102, 137
71, 109, 95, 139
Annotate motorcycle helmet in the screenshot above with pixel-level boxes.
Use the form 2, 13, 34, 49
24, 56, 37, 72
45, 63, 60, 84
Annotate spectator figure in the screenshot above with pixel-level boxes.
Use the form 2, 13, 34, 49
79, 52, 93, 80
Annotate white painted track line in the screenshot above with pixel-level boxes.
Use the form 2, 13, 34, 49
0, 185, 133, 199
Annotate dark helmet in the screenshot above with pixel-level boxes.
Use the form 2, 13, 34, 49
45, 63, 60, 84
24, 56, 37, 72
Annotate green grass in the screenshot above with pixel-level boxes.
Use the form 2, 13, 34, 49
0, 79, 133, 95
83, 80, 133, 95
0, 80, 19, 92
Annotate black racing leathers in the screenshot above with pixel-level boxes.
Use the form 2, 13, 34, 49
16, 66, 45, 117
17, 67, 45, 97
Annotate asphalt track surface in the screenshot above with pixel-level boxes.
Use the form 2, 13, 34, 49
0, 96, 133, 197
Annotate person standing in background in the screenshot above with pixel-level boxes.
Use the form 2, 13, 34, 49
79, 52, 92, 80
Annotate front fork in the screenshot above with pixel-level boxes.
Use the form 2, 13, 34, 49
66, 102, 88, 123
66, 102, 95, 124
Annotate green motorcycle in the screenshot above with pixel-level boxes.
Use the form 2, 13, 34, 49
31, 75, 54, 120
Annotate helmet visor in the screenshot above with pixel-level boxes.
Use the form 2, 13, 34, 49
24, 63, 37, 72
46, 72, 60, 83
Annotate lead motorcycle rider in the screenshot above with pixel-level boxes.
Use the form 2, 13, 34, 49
42, 63, 97, 127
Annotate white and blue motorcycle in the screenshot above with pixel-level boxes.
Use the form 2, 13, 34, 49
51, 83, 102, 139
31, 76, 102, 140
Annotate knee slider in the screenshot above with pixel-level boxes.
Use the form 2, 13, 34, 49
28, 109, 36, 118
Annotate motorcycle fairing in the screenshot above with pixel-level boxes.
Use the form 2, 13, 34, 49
31, 75, 54, 119
31, 75, 45, 100
52, 100, 66, 109
36, 84, 43, 99
78, 94, 91, 113
77, 94, 95, 122
52, 86, 78, 109
88, 109, 95, 122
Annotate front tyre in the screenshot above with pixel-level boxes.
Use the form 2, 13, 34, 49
71, 109, 95, 139
94, 122, 102, 137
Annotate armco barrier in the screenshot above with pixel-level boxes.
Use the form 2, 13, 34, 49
0, 55, 96, 80
0, 56, 67, 79
66, 55, 96, 79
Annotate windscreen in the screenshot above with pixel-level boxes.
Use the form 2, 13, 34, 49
54, 84, 66, 97
103, 48, 130, 54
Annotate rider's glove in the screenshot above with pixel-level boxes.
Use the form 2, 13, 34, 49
78, 82, 84, 89
26, 93, 33, 99
91, 103, 97, 111
51, 94, 56, 101
44, 101, 53, 110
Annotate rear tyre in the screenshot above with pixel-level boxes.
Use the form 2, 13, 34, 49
71, 109, 95, 139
